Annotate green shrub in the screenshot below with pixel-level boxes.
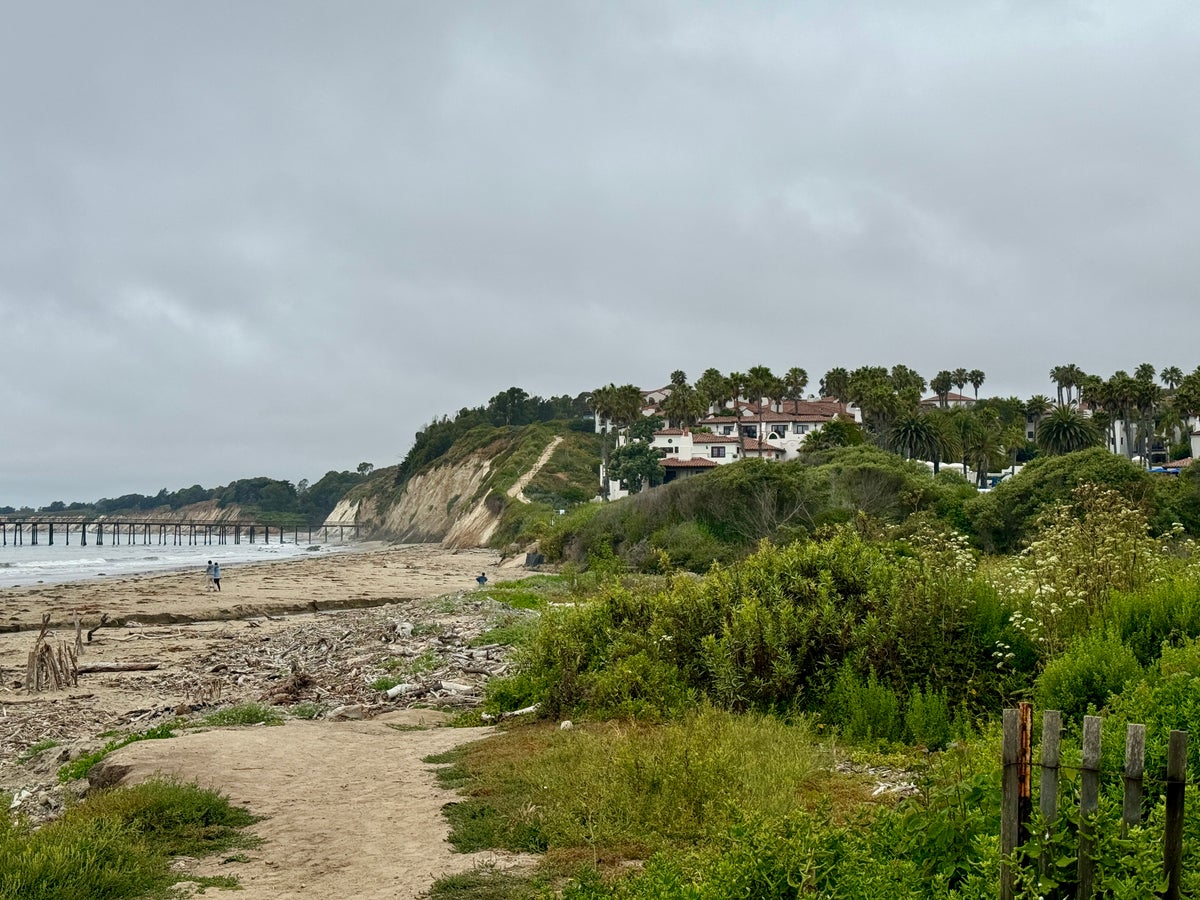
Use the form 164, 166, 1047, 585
825, 664, 903, 745
905, 683, 953, 750
1101, 572, 1200, 665
1034, 631, 1141, 722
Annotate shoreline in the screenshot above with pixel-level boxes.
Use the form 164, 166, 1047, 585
0, 542, 507, 634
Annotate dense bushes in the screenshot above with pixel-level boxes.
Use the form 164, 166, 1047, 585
964, 448, 1155, 553
545, 447, 973, 573
488, 528, 1024, 726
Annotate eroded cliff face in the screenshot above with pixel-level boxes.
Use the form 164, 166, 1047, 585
325, 454, 500, 547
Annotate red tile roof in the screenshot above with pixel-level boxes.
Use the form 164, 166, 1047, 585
743, 438, 784, 453
692, 433, 740, 443
661, 457, 719, 468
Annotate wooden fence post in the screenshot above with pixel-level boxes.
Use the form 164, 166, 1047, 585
1077, 715, 1102, 900
1162, 730, 1187, 900
1123, 723, 1146, 833
1018, 702, 1032, 847
1038, 709, 1062, 882
1001, 708, 1019, 900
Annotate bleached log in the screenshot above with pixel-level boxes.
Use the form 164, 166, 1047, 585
481, 703, 540, 722
77, 661, 162, 674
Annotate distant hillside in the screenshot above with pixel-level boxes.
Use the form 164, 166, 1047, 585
328, 421, 601, 549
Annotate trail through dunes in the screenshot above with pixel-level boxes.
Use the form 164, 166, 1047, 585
101, 710, 537, 899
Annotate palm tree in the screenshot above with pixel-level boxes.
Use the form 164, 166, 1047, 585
1036, 406, 1102, 456
695, 367, 729, 416
966, 409, 1004, 487
727, 371, 749, 455
1065, 364, 1087, 405
592, 383, 644, 499
968, 369, 985, 401
661, 381, 704, 429
783, 367, 809, 404
820, 367, 851, 403
1049, 365, 1068, 407
951, 368, 968, 402
1134, 363, 1157, 385
927, 408, 962, 475
931, 371, 953, 408
1161, 366, 1184, 393
1025, 395, 1052, 430
746, 365, 781, 446
889, 412, 937, 462
950, 408, 980, 481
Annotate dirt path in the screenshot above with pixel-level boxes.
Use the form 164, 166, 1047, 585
103, 710, 535, 898
1, 544, 545, 896
508, 436, 564, 504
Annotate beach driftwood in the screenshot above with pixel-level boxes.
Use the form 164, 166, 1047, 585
86, 614, 111, 643
77, 661, 162, 674
25, 614, 79, 692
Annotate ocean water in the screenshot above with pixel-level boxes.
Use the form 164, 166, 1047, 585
0, 533, 358, 589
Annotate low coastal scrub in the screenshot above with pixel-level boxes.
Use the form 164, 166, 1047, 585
424, 482, 1200, 896
0, 779, 257, 899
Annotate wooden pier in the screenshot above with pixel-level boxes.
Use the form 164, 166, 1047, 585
0, 519, 360, 548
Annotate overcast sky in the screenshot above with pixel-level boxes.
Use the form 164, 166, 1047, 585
3, 1, 1199, 508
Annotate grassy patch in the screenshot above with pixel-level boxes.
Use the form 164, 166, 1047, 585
427, 866, 544, 899
0, 778, 258, 900
471, 615, 537, 648
289, 701, 327, 720
435, 708, 840, 859
58, 724, 177, 783
16, 739, 60, 765
380, 648, 442, 679
198, 702, 283, 728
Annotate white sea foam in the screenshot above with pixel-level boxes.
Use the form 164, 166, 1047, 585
0, 536, 356, 589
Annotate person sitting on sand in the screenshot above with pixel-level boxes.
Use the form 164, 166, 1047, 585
476, 572, 487, 586
212, 561, 221, 592
205, 560, 215, 591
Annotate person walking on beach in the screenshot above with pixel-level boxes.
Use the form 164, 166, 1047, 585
212, 562, 221, 592
205, 561, 215, 591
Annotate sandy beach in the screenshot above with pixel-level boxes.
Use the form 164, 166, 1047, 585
1, 542, 539, 898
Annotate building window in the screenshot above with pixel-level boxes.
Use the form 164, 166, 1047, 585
711, 446, 726, 458
797, 424, 809, 433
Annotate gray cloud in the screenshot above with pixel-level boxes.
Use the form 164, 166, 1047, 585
3, 1, 1199, 506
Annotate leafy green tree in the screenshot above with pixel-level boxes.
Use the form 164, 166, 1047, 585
802, 415, 865, 451
607, 441, 665, 494
1161, 365, 1184, 392
488, 386, 533, 426
628, 413, 665, 444
1035, 405, 1102, 456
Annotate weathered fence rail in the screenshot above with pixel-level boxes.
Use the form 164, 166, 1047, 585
1002, 702, 1189, 900
0, 519, 359, 547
